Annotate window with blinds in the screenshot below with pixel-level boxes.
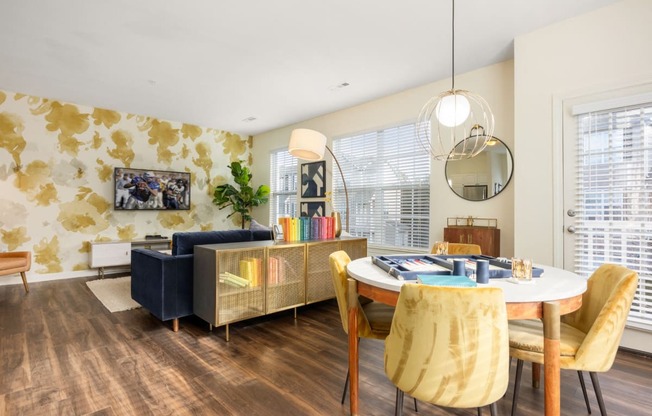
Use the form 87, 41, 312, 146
332, 123, 430, 250
574, 100, 652, 330
269, 149, 297, 226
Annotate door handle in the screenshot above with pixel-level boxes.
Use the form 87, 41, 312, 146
567, 225, 576, 234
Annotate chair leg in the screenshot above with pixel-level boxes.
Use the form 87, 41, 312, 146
20, 271, 29, 293
589, 372, 607, 416
531, 362, 541, 389
341, 369, 350, 404
413, 397, 418, 412
505, 357, 513, 398
578, 371, 592, 414
489, 402, 498, 416
511, 359, 524, 416
477, 407, 482, 416
395, 388, 404, 416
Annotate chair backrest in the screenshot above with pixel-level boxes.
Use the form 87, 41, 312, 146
329, 250, 373, 337
562, 264, 638, 371
384, 284, 509, 408
432, 243, 482, 255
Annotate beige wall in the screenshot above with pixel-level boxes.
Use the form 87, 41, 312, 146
252, 60, 515, 256
513, 0, 652, 352
0, 89, 251, 284
514, 0, 652, 264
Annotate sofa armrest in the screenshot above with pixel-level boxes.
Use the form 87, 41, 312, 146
130, 248, 194, 322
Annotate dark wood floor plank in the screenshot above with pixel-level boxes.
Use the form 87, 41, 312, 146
1, 277, 651, 415
0, 332, 31, 395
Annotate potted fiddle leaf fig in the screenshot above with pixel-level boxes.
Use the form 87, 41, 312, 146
213, 160, 270, 229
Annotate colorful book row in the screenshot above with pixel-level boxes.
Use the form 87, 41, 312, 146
278, 216, 337, 241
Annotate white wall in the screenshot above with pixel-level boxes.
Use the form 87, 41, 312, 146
251, 60, 515, 256
514, 0, 652, 264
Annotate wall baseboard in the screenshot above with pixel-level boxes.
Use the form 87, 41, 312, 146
0, 267, 131, 287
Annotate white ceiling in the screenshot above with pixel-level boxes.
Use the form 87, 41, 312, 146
0, 0, 618, 136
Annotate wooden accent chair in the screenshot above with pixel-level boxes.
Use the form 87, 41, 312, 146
328, 251, 417, 411
431, 242, 482, 255
0, 251, 31, 293
509, 264, 638, 416
384, 283, 509, 416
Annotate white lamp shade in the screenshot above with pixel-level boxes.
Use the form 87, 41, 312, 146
435, 93, 470, 127
288, 128, 327, 160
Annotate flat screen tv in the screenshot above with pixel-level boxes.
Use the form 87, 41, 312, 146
114, 167, 191, 210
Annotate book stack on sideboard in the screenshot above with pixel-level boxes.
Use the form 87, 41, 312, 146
278, 216, 336, 241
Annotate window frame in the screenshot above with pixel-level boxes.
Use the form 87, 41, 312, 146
572, 98, 652, 330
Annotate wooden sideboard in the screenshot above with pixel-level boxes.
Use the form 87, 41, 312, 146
444, 226, 500, 257
193, 237, 367, 340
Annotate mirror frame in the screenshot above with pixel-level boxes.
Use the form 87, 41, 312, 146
444, 136, 513, 201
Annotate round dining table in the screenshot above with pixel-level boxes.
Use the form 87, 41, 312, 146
345, 256, 588, 416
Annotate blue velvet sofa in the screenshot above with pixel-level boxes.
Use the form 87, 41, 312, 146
131, 229, 273, 331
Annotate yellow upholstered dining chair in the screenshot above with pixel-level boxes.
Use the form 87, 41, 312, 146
432, 242, 483, 255
329, 251, 417, 411
0, 251, 31, 293
509, 264, 638, 416
384, 283, 509, 416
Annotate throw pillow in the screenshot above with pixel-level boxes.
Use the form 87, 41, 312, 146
249, 219, 272, 231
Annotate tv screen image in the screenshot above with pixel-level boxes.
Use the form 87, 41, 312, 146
114, 168, 191, 210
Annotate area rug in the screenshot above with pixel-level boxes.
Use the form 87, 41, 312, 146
86, 276, 141, 313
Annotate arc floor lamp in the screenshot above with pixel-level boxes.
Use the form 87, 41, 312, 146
288, 128, 349, 232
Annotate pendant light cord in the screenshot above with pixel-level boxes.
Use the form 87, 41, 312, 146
451, 0, 455, 90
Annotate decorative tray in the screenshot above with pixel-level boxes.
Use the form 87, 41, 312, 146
371, 254, 544, 281
371, 255, 450, 281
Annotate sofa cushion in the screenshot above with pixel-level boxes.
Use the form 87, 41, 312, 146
172, 229, 254, 255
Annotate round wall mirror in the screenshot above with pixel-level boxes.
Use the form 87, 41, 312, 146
445, 136, 513, 201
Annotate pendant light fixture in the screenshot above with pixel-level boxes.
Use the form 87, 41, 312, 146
416, 0, 495, 161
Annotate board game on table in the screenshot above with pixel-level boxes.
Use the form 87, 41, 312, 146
371, 254, 544, 281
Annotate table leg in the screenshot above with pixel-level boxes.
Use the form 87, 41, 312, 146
543, 301, 561, 416
347, 278, 360, 416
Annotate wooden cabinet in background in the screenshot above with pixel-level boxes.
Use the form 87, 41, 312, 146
444, 226, 500, 257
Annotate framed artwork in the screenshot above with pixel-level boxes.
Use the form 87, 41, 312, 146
300, 201, 325, 218
300, 161, 326, 198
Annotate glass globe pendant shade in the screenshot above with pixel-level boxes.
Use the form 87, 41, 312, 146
417, 89, 495, 161
435, 92, 470, 127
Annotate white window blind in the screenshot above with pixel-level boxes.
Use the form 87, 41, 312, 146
269, 149, 297, 226
333, 123, 430, 250
574, 101, 652, 330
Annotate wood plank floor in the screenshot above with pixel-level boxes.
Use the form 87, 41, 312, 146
1, 276, 651, 415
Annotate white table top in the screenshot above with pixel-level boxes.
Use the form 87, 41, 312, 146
347, 257, 587, 304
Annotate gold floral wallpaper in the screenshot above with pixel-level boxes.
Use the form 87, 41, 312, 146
0, 89, 252, 279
